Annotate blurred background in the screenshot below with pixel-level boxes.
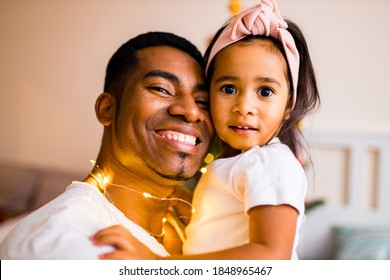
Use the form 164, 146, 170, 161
1, 0, 389, 174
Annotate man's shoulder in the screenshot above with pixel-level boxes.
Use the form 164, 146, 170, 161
0, 182, 112, 259
14, 182, 107, 229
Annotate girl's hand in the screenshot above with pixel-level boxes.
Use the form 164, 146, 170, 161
91, 225, 158, 260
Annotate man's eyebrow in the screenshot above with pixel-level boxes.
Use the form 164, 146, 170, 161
145, 70, 208, 93
196, 82, 208, 92
144, 70, 179, 83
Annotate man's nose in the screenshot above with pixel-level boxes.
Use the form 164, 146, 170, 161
168, 94, 204, 123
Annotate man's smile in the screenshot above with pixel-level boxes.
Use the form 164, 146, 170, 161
158, 130, 197, 146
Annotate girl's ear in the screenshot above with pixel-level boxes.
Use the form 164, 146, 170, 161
95, 93, 116, 126
284, 96, 293, 120
284, 107, 291, 120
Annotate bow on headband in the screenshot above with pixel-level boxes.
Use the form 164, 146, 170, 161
206, 0, 299, 109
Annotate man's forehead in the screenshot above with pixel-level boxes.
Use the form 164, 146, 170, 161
135, 46, 204, 79
137, 46, 197, 66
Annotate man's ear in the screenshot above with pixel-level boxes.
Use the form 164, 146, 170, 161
95, 93, 115, 126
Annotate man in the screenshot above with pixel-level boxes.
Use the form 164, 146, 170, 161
0, 32, 214, 259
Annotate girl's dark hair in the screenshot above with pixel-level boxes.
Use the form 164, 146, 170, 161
205, 19, 321, 160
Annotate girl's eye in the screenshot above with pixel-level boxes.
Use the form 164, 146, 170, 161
221, 85, 237, 95
258, 87, 274, 97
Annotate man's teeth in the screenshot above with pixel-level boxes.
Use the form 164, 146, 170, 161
162, 133, 196, 145
237, 126, 249, 129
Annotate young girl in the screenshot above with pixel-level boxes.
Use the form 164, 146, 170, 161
92, 0, 320, 259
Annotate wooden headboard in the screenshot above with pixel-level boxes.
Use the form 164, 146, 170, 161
297, 130, 390, 259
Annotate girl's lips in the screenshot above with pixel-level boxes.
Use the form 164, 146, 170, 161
236, 125, 254, 130
229, 125, 258, 136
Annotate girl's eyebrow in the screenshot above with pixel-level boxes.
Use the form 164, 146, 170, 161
214, 75, 281, 87
257, 77, 282, 87
144, 70, 179, 84
214, 75, 238, 83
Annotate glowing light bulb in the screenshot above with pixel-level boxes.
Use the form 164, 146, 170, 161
230, 0, 242, 16
200, 167, 207, 173
204, 153, 214, 164
143, 192, 152, 198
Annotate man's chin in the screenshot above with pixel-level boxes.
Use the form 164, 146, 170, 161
147, 164, 194, 183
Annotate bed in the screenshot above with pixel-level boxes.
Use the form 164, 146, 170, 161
297, 130, 390, 259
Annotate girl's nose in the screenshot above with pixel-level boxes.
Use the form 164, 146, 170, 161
232, 92, 257, 116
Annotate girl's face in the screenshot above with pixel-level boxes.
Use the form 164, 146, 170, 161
210, 39, 291, 151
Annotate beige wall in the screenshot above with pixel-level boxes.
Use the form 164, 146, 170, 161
1, 0, 389, 173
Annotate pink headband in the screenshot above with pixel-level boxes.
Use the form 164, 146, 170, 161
206, 0, 299, 109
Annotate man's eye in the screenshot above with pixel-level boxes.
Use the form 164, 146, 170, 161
150, 87, 169, 94
221, 85, 237, 95
258, 87, 274, 97
196, 100, 209, 110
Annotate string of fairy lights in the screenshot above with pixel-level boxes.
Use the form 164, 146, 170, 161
89, 160, 195, 238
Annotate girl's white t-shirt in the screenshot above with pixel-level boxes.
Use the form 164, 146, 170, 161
183, 138, 307, 259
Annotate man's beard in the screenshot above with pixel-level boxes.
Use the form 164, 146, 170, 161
147, 152, 194, 182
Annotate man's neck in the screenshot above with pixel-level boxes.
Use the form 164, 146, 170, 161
106, 182, 172, 237
84, 166, 177, 239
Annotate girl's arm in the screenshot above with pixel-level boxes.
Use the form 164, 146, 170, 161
92, 204, 298, 260
167, 204, 298, 260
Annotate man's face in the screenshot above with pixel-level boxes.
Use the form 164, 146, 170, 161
112, 46, 214, 183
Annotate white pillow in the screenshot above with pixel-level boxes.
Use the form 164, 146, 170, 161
334, 226, 390, 260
